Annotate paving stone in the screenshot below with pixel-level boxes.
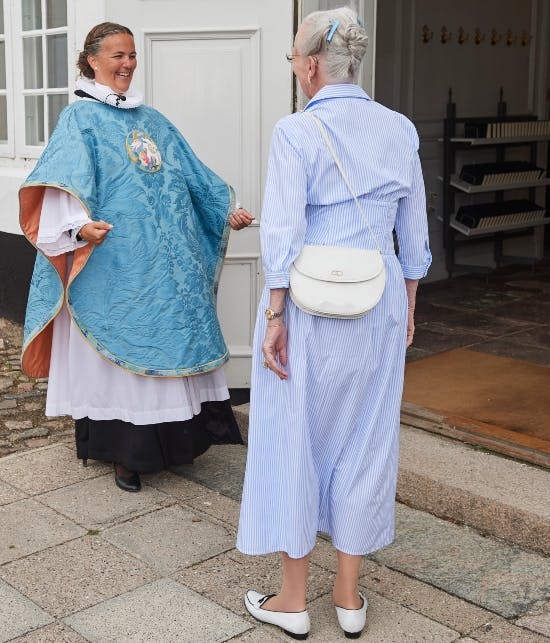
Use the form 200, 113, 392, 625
0, 536, 158, 618
0, 579, 53, 642
371, 504, 550, 619
312, 538, 491, 635
469, 618, 550, 642
172, 444, 247, 501
516, 612, 550, 638
175, 549, 335, 619
184, 488, 241, 527
0, 444, 109, 495
226, 627, 284, 641
38, 474, 171, 528
0, 479, 27, 506
3, 419, 33, 431
64, 578, 250, 642
0, 498, 85, 563
10, 622, 88, 642
13, 427, 49, 441
144, 470, 211, 500
103, 505, 234, 574
306, 588, 459, 642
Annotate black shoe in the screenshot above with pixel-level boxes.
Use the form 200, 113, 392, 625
114, 465, 141, 492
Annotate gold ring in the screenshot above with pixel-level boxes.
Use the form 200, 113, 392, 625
263, 360, 269, 369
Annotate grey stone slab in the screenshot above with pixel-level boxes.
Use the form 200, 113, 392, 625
38, 474, 171, 528
0, 479, 27, 506
170, 444, 247, 501
0, 579, 53, 643
516, 612, 550, 638
0, 499, 85, 564
10, 622, 88, 642
226, 627, 284, 641
412, 324, 486, 354
64, 578, 250, 642
312, 538, 490, 635
175, 549, 334, 619
184, 489, 241, 527
103, 505, 234, 574
0, 445, 109, 495
0, 536, 158, 618
304, 588, 459, 642
469, 618, 550, 642
371, 504, 550, 619
483, 299, 550, 325
414, 304, 530, 336
398, 427, 550, 554
143, 470, 211, 501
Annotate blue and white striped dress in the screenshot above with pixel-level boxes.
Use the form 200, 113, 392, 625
237, 84, 431, 559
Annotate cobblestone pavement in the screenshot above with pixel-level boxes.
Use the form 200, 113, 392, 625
0, 318, 73, 459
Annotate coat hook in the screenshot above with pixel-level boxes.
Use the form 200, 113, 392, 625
421, 24, 433, 44
505, 29, 516, 46
474, 28, 485, 45
457, 26, 469, 45
440, 25, 452, 44
490, 28, 502, 46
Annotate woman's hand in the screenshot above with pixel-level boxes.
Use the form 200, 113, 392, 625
229, 208, 254, 230
406, 307, 415, 347
262, 322, 288, 380
78, 220, 113, 245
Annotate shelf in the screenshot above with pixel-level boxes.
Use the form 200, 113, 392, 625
449, 214, 549, 237
440, 175, 550, 193
445, 135, 550, 146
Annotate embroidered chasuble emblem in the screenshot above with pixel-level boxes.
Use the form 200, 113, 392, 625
126, 131, 162, 173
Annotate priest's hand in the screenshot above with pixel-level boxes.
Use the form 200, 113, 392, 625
229, 208, 254, 230
78, 221, 113, 245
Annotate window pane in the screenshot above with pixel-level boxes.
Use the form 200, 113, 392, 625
0, 42, 5, 89
22, 0, 42, 31
25, 95, 45, 145
46, 0, 67, 28
48, 93, 67, 134
0, 95, 7, 143
23, 36, 43, 89
47, 33, 67, 87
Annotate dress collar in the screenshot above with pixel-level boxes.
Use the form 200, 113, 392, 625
304, 83, 372, 110
75, 77, 143, 109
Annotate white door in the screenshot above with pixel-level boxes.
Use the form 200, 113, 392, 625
100, 0, 294, 387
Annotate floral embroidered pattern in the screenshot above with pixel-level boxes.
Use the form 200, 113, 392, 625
125, 131, 162, 173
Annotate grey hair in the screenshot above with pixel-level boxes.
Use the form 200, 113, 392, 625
299, 6, 368, 82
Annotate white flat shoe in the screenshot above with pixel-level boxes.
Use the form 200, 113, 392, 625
244, 590, 310, 640
334, 592, 368, 639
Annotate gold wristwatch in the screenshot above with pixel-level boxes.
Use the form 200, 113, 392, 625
265, 308, 284, 321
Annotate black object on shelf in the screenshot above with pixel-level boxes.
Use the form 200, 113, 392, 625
441, 88, 550, 276
454, 200, 545, 228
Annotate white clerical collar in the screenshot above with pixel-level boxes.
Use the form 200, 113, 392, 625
75, 77, 143, 109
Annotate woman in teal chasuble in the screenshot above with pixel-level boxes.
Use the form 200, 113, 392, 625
20, 23, 253, 492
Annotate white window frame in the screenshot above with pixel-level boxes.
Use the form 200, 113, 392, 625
0, 0, 15, 156
3, 0, 71, 159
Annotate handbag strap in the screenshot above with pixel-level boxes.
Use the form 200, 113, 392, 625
304, 112, 382, 253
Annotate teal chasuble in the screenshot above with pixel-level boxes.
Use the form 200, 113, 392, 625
20, 100, 234, 378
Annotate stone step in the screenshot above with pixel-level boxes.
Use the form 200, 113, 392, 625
232, 403, 550, 556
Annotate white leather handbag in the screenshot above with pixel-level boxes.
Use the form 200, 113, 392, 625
289, 113, 386, 319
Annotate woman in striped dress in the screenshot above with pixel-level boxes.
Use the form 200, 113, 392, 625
237, 7, 431, 640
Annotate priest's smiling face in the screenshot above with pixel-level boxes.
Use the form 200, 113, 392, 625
88, 33, 137, 94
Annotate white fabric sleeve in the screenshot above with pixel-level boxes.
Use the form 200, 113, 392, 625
37, 188, 90, 257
